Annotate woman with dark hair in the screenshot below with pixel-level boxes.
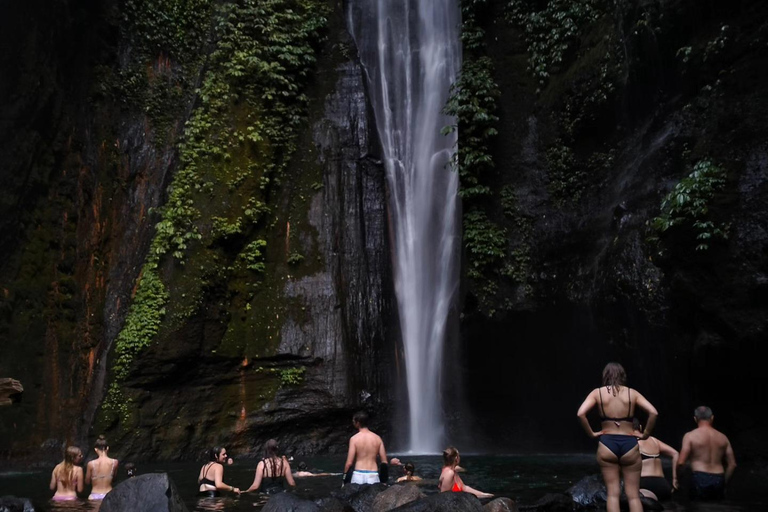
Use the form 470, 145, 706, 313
438, 447, 492, 498
50, 446, 84, 501
633, 418, 679, 501
397, 462, 422, 483
244, 439, 296, 494
577, 362, 659, 512
85, 435, 119, 500
198, 447, 241, 497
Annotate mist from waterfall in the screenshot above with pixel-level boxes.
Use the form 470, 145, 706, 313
347, 0, 461, 453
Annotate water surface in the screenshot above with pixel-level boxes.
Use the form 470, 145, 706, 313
1, 454, 764, 511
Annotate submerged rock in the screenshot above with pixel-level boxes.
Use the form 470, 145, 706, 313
264, 493, 320, 512
99, 473, 187, 512
0, 495, 34, 512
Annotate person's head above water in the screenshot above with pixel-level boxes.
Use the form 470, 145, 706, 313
353, 410, 369, 428
694, 405, 714, 423
208, 446, 227, 462
297, 461, 308, 471
602, 362, 627, 388
94, 434, 109, 453
124, 462, 136, 477
264, 439, 280, 459
404, 462, 415, 476
442, 446, 460, 468
64, 445, 83, 465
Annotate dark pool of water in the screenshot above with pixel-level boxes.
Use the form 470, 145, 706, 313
1, 454, 765, 511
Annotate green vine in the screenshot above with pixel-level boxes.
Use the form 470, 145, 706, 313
650, 160, 728, 251
103, 0, 328, 421
506, 0, 604, 91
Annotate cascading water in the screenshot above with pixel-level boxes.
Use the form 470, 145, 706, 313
347, 0, 461, 453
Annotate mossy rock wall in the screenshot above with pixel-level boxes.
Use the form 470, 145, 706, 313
0, 0, 397, 461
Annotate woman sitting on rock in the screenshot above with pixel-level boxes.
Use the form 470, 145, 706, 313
198, 446, 241, 497
50, 446, 84, 501
438, 447, 493, 498
245, 439, 296, 494
85, 435, 119, 500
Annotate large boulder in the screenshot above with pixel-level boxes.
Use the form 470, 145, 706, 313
99, 473, 187, 512
0, 496, 34, 512
263, 492, 319, 512
484, 497, 517, 512
372, 484, 425, 512
390, 492, 485, 512
332, 483, 388, 512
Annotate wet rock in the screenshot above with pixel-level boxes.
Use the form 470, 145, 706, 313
316, 497, 355, 512
390, 492, 485, 512
332, 483, 388, 512
264, 493, 319, 512
99, 473, 187, 512
565, 475, 663, 511
484, 497, 517, 512
0, 379, 23, 406
372, 484, 425, 512
518, 493, 573, 511
0, 496, 34, 512
567, 474, 606, 507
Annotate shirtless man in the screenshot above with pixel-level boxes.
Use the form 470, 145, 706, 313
678, 406, 737, 500
344, 411, 387, 484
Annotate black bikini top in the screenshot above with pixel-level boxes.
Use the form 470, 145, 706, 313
640, 451, 660, 460
199, 462, 220, 486
599, 386, 633, 422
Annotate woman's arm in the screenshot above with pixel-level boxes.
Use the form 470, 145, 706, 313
244, 461, 264, 493
283, 458, 296, 487
657, 439, 679, 488
85, 461, 93, 485
213, 463, 240, 494
577, 389, 601, 438
49, 469, 57, 491
634, 391, 658, 439
75, 467, 84, 493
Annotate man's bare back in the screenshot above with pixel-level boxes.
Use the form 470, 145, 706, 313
345, 429, 386, 472
680, 425, 735, 475
678, 407, 736, 500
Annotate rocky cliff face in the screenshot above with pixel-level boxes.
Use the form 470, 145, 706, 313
456, 0, 768, 455
0, 0, 397, 461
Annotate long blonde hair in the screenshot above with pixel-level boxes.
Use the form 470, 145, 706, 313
54, 446, 82, 486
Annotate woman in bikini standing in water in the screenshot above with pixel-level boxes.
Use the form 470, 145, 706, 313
577, 362, 658, 512
50, 446, 84, 501
198, 447, 241, 497
438, 447, 493, 498
244, 439, 295, 494
85, 435, 118, 500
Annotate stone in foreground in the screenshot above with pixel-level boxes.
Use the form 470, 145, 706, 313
99, 473, 187, 512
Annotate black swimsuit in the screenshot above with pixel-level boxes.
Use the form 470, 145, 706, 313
198, 462, 221, 497
598, 387, 638, 458
259, 458, 286, 494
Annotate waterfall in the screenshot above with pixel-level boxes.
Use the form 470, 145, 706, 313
348, 0, 461, 453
